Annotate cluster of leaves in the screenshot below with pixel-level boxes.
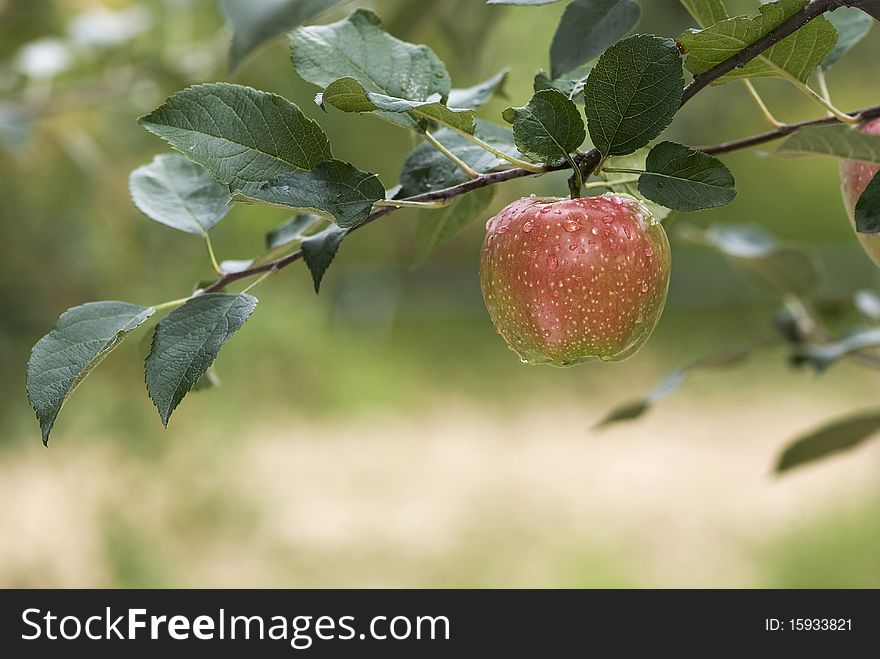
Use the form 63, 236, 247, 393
24, 0, 880, 473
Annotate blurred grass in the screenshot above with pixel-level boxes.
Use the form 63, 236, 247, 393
0, 0, 878, 588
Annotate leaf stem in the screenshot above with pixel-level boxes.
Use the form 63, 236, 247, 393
204, 233, 222, 274
374, 198, 452, 209
602, 167, 645, 175
151, 297, 190, 313
241, 266, 277, 294
583, 177, 641, 189
448, 127, 545, 172
423, 130, 480, 178
814, 68, 833, 111
790, 79, 857, 124
743, 80, 784, 128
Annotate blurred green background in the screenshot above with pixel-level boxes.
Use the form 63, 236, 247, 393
1, 0, 878, 588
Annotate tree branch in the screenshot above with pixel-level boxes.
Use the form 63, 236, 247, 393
697, 103, 880, 155
200, 0, 860, 296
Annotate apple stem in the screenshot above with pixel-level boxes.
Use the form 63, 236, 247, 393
743, 81, 785, 128
423, 130, 481, 179
566, 154, 583, 198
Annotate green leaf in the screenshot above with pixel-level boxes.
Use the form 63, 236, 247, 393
448, 69, 509, 110
415, 187, 496, 264
855, 171, 880, 234
638, 141, 736, 212
290, 8, 450, 128
679, 0, 729, 27
533, 64, 592, 101
597, 149, 671, 220
549, 0, 640, 78
775, 124, 880, 165
139, 83, 382, 227
397, 121, 521, 197
138, 83, 331, 195
684, 224, 822, 298
221, 0, 352, 71
776, 410, 880, 473
27, 301, 155, 444
583, 34, 684, 157
502, 89, 585, 166
145, 293, 257, 426
822, 7, 873, 69
129, 153, 231, 235
678, 0, 837, 85
266, 213, 322, 249
319, 76, 475, 133
241, 160, 384, 228
301, 224, 347, 292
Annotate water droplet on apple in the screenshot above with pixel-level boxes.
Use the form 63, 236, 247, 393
523, 221, 533, 233
641, 283, 649, 293
562, 218, 581, 232
547, 254, 558, 270
591, 227, 599, 236
644, 246, 653, 257
497, 224, 509, 234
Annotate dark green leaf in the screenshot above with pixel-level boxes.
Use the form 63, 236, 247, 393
415, 187, 496, 264
129, 153, 231, 234
138, 83, 332, 195
241, 160, 384, 228
266, 213, 322, 249
597, 149, 671, 220
124, 110, 361, 264
221, 0, 352, 70
502, 89, 585, 166
855, 171, 880, 234
27, 301, 154, 444
822, 7, 873, 69
302, 224, 347, 292
684, 224, 822, 297
639, 141, 736, 211
145, 293, 257, 426
397, 121, 521, 197
319, 76, 475, 133
679, 0, 729, 27
533, 64, 592, 101
550, 0, 640, 78
678, 0, 837, 84
192, 367, 221, 392
448, 69, 509, 110
775, 124, 880, 165
290, 8, 450, 128
776, 410, 880, 473
583, 34, 683, 156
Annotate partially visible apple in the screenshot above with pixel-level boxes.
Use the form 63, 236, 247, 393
480, 194, 670, 366
840, 117, 880, 267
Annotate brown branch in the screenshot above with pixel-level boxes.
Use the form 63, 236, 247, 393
697, 103, 880, 155
201, 0, 859, 296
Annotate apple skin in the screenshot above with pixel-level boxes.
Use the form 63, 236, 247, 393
840, 117, 880, 267
480, 193, 670, 366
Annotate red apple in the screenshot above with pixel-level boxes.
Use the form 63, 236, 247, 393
480, 193, 670, 366
840, 117, 880, 267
